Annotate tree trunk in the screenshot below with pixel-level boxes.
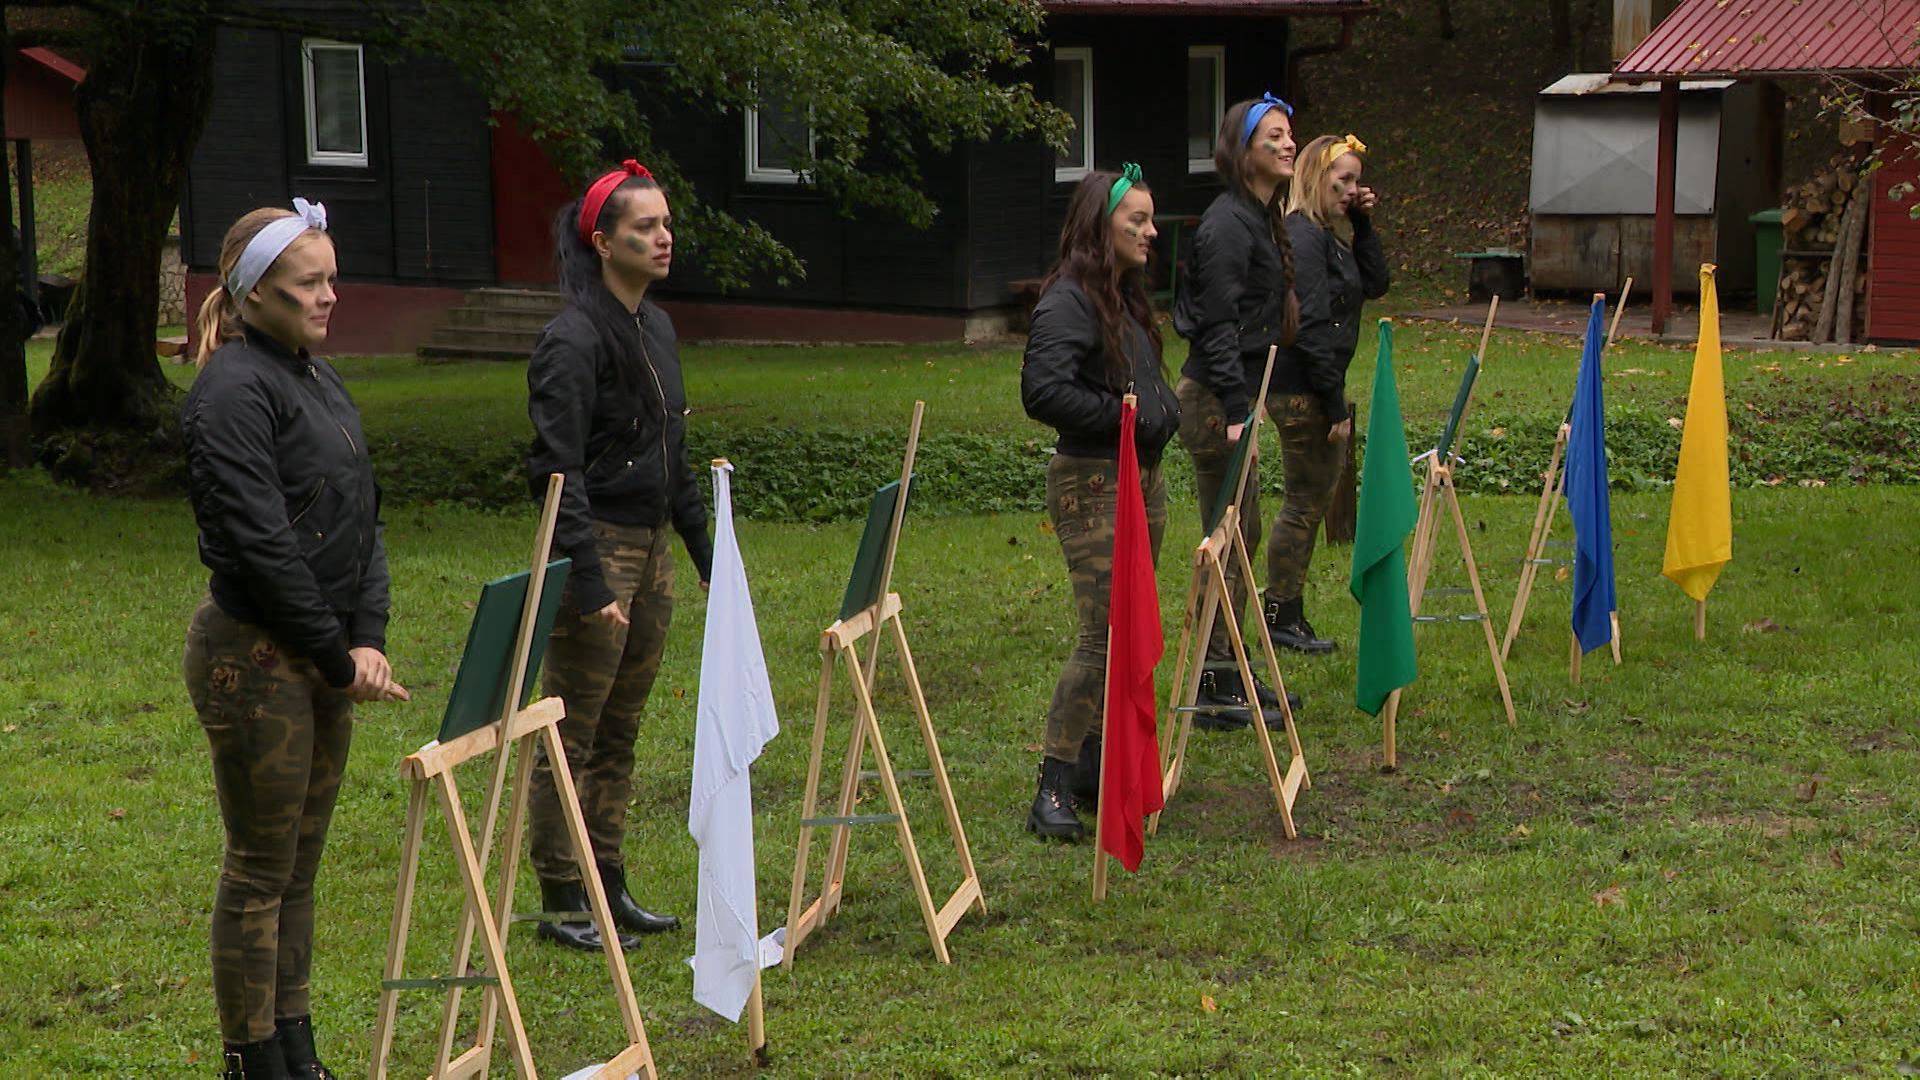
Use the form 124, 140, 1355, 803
28, 13, 216, 468
0, 33, 31, 471
1436, 0, 1456, 40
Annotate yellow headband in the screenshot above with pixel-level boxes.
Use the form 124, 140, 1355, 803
1325, 133, 1367, 165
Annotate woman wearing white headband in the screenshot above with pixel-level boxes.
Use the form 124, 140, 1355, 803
181, 201, 407, 1080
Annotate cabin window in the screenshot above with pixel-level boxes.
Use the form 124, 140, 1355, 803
746, 104, 813, 184
1053, 47, 1093, 182
1187, 46, 1224, 173
301, 40, 369, 168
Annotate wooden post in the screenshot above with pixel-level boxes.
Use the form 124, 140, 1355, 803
1610, 611, 1623, 665
1570, 633, 1583, 685
1476, 295, 1500, 362
1091, 624, 1114, 902
1694, 598, 1707, 642
1651, 82, 1679, 336
1605, 277, 1632, 348
747, 977, 767, 1065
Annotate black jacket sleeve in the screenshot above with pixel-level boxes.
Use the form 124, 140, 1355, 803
1351, 212, 1391, 300
1021, 285, 1121, 438
527, 326, 616, 614
1186, 217, 1253, 421
186, 378, 356, 687
1286, 217, 1350, 421
670, 424, 713, 584
349, 487, 390, 652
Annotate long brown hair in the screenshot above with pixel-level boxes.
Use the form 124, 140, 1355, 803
1215, 99, 1299, 347
191, 207, 328, 367
1039, 169, 1162, 389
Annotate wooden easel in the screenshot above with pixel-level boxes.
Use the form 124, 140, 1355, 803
370, 474, 656, 1080
1151, 347, 1310, 840
1379, 303, 1517, 771
783, 403, 985, 965
1501, 286, 1628, 678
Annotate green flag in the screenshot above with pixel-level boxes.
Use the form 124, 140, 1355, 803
1349, 320, 1418, 715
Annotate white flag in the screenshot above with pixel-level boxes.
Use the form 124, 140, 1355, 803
688, 462, 782, 1021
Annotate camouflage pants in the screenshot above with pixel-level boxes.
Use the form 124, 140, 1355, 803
183, 596, 354, 1044
528, 520, 676, 884
1265, 393, 1346, 603
1176, 377, 1261, 662
1043, 453, 1167, 763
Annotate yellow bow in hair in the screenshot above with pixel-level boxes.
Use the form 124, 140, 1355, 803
1327, 133, 1367, 164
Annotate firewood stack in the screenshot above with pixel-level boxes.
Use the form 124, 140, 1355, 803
1773, 151, 1871, 342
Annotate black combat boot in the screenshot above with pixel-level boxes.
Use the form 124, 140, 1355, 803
1026, 757, 1084, 841
274, 1015, 333, 1079
597, 861, 680, 934
535, 878, 641, 953
1246, 674, 1303, 717
1071, 733, 1102, 813
221, 1037, 290, 1080
1265, 595, 1336, 654
1192, 668, 1255, 731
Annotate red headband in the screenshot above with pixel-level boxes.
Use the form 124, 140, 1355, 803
577, 159, 654, 245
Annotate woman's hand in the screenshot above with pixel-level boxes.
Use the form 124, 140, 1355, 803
591, 600, 631, 627
1329, 418, 1354, 443
348, 646, 411, 702
1350, 186, 1378, 215
1226, 422, 1246, 443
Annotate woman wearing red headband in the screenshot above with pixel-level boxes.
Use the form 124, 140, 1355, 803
524, 161, 710, 951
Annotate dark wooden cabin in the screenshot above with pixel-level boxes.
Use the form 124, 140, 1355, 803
181, 0, 1368, 354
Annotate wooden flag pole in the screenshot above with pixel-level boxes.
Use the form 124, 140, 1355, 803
1694, 598, 1707, 641
1091, 628, 1114, 902
1476, 295, 1500, 370
1570, 633, 1582, 685
747, 977, 767, 1065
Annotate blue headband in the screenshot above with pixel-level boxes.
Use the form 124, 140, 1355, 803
1241, 92, 1295, 145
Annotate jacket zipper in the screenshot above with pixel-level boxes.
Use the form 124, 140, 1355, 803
635, 314, 671, 491
289, 478, 326, 526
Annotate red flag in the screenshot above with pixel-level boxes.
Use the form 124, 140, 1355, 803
1099, 399, 1165, 872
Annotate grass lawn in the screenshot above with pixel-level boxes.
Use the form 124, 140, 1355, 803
2, 323, 1918, 1073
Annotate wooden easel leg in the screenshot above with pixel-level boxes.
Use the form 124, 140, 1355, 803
783, 654, 838, 967
469, 734, 541, 1069
543, 723, 654, 1064
818, 669, 870, 924
1503, 433, 1566, 662
1157, 565, 1205, 773
888, 614, 984, 915
1407, 468, 1441, 605
370, 778, 429, 1080
840, 641, 949, 963
431, 772, 537, 1080
1210, 555, 1294, 839
1154, 564, 1221, 830
1232, 532, 1310, 796
1443, 478, 1517, 727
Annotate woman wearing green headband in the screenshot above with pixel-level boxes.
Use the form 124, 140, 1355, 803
1171, 94, 1303, 729
1265, 133, 1390, 654
1019, 164, 1179, 842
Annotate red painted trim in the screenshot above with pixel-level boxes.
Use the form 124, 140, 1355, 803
1650, 83, 1679, 335
186, 273, 469, 357
20, 48, 85, 84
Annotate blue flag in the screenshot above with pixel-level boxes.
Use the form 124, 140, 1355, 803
1565, 298, 1617, 654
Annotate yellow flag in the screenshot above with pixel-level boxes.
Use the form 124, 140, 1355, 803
1662, 264, 1732, 601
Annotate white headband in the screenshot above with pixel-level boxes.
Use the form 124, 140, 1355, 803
226, 198, 328, 298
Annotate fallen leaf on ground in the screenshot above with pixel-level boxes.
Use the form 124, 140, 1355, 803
1743, 618, 1786, 634
1445, 808, 1477, 829
1592, 884, 1626, 908
108, 808, 127, 820
1795, 774, 1827, 801
1201, 994, 1218, 1013
1511, 823, 1532, 837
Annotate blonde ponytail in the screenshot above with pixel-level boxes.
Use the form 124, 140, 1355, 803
194, 206, 301, 368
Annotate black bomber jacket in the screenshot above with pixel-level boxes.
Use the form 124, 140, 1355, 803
1173, 190, 1292, 423
526, 287, 712, 615
181, 325, 389, 689
1272, 209, 1391, 419
1020, 276, 1179, 467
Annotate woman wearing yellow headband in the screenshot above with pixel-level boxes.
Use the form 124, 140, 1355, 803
1264, 133, 1390, 654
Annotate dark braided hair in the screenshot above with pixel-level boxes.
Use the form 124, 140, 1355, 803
1040, 169, 1163, 390
1215, 99, 1300, 348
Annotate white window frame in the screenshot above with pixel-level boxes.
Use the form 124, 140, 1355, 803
1187, 46, 1225, 174
1054, 46, 1094, 183
300, 39, 369, 168
744, 105, 814, 185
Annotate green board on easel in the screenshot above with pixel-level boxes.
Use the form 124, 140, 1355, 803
437, 558, 571, 743
1203, 404, 1261, 535
839, 476, 913, 621
1434, 355, 1481, 460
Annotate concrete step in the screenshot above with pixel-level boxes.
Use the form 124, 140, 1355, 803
467, 287, 565, 313
443, 305, 557, 332
418, 343, 537, 362
419, 324, 540, 357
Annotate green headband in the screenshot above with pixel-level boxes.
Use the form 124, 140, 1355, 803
1106, 162, 1143, 216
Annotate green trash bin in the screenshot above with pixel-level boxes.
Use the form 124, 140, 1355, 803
1750, 208, 1784, 312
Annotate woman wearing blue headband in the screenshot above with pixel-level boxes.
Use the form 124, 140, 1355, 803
1170, 93, 1303, 730
182, 203, 408, 1079
1020, 165, 1179, 841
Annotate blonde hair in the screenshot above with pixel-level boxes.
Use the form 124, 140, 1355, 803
1288, 136, 1363, 230
192, 207, 327, 367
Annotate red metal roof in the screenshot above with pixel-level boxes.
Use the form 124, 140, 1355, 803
1041, 0, 1369, 15
1615, 0, 1920, 79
